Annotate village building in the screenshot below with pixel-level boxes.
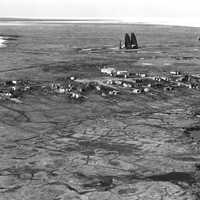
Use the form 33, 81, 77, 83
56, 88, 66, 94
95, 85, 101, 91
114, 80, 123, 85
70, 76, 76, 81
5, 80, 17, 86
147, 83, 152, 87
187, 84, 192, 89
116, 70, 129, 78
161, 76, 169, 81
122, 82, 132, 88
175, 77, 185, 82
132, 88, 141, 94
106, 80, 114, 85
101, 92, 106, 97
170, 71, 181, 75
70, 92, 82, 99
108, 90, 119, 95
144, 87, 150, 92
140, 73, 147, 78
101, 67, 116, 76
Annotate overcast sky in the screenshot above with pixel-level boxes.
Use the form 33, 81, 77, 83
1, 0, 200, 26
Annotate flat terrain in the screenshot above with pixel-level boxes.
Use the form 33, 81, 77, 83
0, 22, 200, 200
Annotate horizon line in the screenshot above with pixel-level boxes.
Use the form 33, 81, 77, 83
0, 17, 200, 28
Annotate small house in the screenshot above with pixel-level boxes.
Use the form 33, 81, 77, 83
132, 88, 141, 94
161, 76, 169, 81
144, 87, 150, 92
122, 82, 132, 88
95, 85, 101, 91
186, 84, 192, 89
170, 71, 181, 75
70, 76, 76, 81
5, 80, 17, 86
4, 92, 12, 97
114, 80, 123, 85
109, 90, 119, 95
175, 77, 184, 82
116, 71, 129, 78
147, 83, 152, 87
56, 88, 66, 94
140, 73, 147, 78
70, 92, 83, 99
106, 80, 114, 85
101, 67, 116, 76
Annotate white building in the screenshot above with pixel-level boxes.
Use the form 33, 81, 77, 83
116, 70, 129, 78
140, 73, 147, 78
122, 82, 132, 88
114, 80, 123, 85
170, 71, 181, 75
144, 88, 150, 92
106, 80, 114, 85
132, 88, 141, 94
56, 88, 65, 94
101, 67, 116, 76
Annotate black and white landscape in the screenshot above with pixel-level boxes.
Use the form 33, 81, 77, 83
0, 10, 200, 200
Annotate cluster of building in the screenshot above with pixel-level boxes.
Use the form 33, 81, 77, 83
0, 76, 120, 104
0, 77, 88, 103
100, 67, 200, 94
50, 77, 120, 99
0, 80, 33, 103
1, 68, 200, 104
50, 81, 85, 100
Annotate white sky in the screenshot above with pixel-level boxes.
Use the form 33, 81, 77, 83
1, 0, 200, 26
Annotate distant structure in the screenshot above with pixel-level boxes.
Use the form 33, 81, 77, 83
101, 67, 116, 76
131, 33, 138, 49
125, 33, 132, 49
120, 32, 138, 49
